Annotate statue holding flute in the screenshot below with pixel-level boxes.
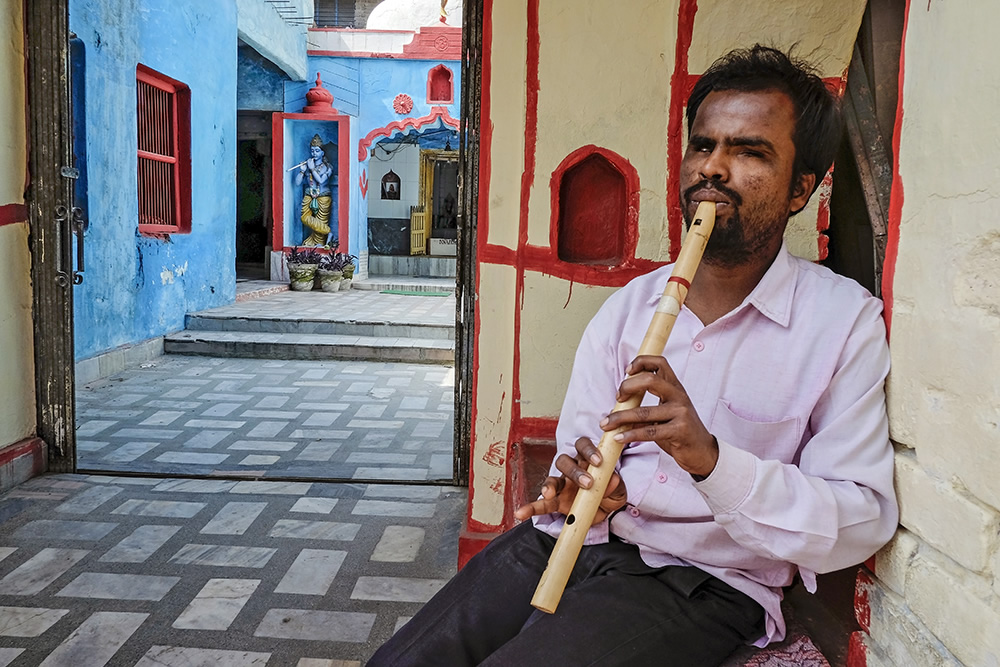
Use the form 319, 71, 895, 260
370, 45, 897, 667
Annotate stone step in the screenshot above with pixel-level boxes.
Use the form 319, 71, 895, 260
352, 275, 456, 293
184, 312, 454, 341
164, 330, 454, 364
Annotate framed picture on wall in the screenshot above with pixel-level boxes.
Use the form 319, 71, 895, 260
381, 170, 401, 200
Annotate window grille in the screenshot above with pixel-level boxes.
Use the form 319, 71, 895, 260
136, 64, 191, 234
315, 0, 357, 28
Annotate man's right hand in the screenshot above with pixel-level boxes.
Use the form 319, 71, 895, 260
513, 437, 627, 525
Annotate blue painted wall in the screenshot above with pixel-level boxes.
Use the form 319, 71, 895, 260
238, 44, 288, 111
70, 0, 239, 361
284, 55, 461, 262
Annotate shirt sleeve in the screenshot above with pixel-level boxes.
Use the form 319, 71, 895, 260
693, 297, 898, 582
532, 294, 627, 545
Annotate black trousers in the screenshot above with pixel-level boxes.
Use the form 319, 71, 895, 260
368, 522, 764, 667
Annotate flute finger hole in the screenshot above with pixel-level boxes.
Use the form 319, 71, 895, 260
566, 514, 576, 525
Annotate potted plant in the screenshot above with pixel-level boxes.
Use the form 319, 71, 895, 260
316, 252, 345, 292
287, 247, 321, 291
339, 252, 358, 290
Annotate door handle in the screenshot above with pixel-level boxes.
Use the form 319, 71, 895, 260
53, 205, 86, 287
71, 206, 86, 285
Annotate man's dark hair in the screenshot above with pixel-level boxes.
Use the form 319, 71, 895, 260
686, 44, 841, 198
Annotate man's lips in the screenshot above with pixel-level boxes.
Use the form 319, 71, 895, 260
687, 190, 731, 206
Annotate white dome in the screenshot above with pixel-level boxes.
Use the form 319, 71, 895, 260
366, 0, 464, 30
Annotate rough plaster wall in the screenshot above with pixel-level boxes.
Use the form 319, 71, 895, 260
0, 0, 35, 447
519, 274, 616, 418
470, 262, 516, 527
872, 1, 1000, 664
530, 0, 676, 259
236, 0, 309, 81
483, 0, 526, 251
367, 0, 463, 30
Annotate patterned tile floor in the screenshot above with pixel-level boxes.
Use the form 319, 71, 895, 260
76, 357, 455, 482
0, 473, 466, 666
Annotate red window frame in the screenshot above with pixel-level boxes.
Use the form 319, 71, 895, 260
136, 64, 192, 235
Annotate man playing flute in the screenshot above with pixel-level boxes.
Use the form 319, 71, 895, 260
370, 44, 898, 666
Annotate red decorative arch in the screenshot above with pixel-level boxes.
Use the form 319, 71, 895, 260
427, 64, 454, 104
548, 145, 640, 271
357, 106, 460, 161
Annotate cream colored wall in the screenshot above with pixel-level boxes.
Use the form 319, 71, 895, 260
0, 0, 36, 448
470, 262, 517, 526
868, 1, 1000, 664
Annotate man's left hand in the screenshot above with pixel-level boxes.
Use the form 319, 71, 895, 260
600, 355, 719, 478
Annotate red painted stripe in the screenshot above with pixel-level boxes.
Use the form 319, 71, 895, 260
667, 275, 690, 290
846, 631, 869, 667
881, 0, 911, 338
512, 0, 540, 433
0, 204, 28, 227
466, 0, 494, 535
0, 437, 43, 467
665, 1, 699, 262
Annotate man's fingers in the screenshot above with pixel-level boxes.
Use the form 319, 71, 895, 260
574, 437, 602, 466
513, 476, 563, 520
554, 453, 592, 489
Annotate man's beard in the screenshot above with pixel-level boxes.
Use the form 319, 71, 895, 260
682, 180, 786, 269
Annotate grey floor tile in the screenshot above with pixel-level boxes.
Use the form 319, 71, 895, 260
350, 576, 448, 603
135, 646, 271, 666
0, 606, 70, 637
54, 486, 123, 514
100, 525, 180, 563
56, 573, 179, 601
269, 520, 361, 541
13, 520, 117, 541
200, 502, 266, 535
371, 526, 425, 563
112, 499, 205, 518
274, 549, 347, 595
172, 578, 260, 631
39, 611, 147, 667
169, 544, 276, 568
254, 608, 375, 643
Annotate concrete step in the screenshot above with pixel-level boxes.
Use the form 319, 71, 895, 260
352, 275, 456, 293
164, 330, 454, 364
368, 255, 456, 278
184, 312, 454, 341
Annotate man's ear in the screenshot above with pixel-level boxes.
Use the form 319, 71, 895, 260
788, 172, 816, 216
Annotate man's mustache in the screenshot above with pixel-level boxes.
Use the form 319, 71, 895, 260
683, 180, 743, 208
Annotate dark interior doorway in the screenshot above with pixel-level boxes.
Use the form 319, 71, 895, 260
237, 112, 272, 280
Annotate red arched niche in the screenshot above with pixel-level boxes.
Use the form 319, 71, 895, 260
551, 146, 638, 266
427, 64, 454, 104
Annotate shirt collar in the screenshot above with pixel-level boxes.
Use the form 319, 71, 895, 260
647, 240, 798, 328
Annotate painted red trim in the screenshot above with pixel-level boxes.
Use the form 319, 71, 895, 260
0, 204, 28, 227
309, 50, 405, 59
466, 0, 494, 536
846, 632, 868, 667
512, 0, 540, 437
357, 106, 459, 161
665, 2, 699, 262
136, 64, 192, 235
815, 170, 834, 261
547, 145, 641, 271
881, 0, 911, 338
426, 64, 455, 104
511, 417, 558, 444
401, 26, 462, 60
854, 568, 873, 633
270, 111, 351, 253
0, 437, 44, 468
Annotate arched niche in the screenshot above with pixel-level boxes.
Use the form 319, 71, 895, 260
552, 147, 637, 266
427, 64, 454, 104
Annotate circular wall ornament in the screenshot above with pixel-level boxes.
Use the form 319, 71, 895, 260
393, 94, 414, 114
434, 35, 450, 51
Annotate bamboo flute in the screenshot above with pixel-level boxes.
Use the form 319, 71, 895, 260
530, 200, 717, 614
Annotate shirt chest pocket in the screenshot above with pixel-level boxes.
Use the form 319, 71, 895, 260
710, 399, 802, 462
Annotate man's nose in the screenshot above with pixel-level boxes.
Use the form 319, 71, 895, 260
698, 149, 729, 182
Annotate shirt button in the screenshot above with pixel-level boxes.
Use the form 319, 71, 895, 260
628, 507, 640, 518
693, 340, 705, 352
656, 471, 667, 483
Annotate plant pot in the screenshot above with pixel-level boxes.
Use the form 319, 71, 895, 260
288, 262, 318, 291
342, 266, 355, 280
317, 268, 343, 292
340, 278, 353, 291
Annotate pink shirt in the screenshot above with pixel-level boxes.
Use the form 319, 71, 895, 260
534, 244, 898, 646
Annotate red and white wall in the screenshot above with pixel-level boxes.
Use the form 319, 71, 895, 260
466, 0, 865, 539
